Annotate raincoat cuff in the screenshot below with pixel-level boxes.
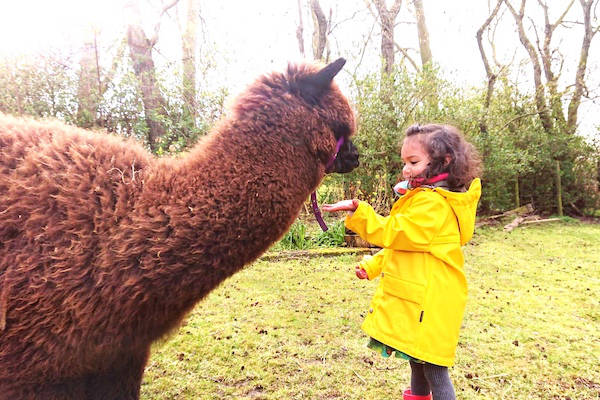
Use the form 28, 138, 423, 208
345, 200, 368, 227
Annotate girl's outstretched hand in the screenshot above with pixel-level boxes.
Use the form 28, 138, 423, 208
322, 199, 359, 213
355, 266, 368, 279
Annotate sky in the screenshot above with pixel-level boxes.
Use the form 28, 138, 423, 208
1, 0, 599, 136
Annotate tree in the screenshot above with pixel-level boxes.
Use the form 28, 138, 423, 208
567, 0, 599, 133
367, 0, 403, 74
482, 0, 600, 215
125, 0, 179, 152
410, 0, 437, 108
310, 0, 329, 61
295, 0, 330, 61
76, 27, 123, 129
181, 0, 199, 125
296, 0, 306, 57
476, 0, 505, 139
411, 0, 432, 68
77, 30, 101, 128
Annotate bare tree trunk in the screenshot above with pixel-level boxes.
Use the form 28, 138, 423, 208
411, 0, 437, 109
77, 28, 122, 129
310, 0, 328, 61
77, 31, 100, 128
567, 0, 598, 133
127, 24, 167, 152
515, 175, 520, 208
505, 0, 558, 214
296, 0, 305, 57
182, 0, 198, 126
504, 0, 553, 134
412, 0, 432, 67
477, 0, 503, 132
125, 0, 178, 152
539, 0, 574, 132
371, 0, 403, 74
476, 0, 504, 158
555, 160, 563, 216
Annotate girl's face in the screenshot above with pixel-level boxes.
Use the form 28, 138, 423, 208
401, 136, 430, 180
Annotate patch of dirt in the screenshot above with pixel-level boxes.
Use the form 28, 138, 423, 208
572, 376, 600, 392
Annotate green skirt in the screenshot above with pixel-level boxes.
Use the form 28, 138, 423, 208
367, 338, 425, 363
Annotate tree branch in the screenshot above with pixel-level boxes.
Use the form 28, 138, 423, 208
151, 0, 181, 45
394, 43, 418, 70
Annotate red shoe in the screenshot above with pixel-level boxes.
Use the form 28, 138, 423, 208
403, 388, 432, 400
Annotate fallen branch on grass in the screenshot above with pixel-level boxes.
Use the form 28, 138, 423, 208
351, 369, 367, 384
504, 216, 562, 231
503, 216, 525, 232
521, 218, 561, 225
477, 204, 534, 227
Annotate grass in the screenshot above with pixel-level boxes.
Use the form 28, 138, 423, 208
140, 221, 600, 399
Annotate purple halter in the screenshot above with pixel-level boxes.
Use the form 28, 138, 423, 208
311, 136, 345, 231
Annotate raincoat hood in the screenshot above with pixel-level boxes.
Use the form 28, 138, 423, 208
434, 178, 481, 245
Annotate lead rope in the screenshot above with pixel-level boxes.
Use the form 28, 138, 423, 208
311, 136, 345, 231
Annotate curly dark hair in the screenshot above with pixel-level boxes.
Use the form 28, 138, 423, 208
405, 123, 482, 191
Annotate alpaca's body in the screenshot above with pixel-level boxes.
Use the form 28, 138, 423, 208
0, 60, 357, 399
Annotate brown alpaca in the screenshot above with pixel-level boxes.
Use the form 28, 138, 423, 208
0, 58, 358, 399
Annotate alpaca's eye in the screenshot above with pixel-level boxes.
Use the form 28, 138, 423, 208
332, 122, 350, 139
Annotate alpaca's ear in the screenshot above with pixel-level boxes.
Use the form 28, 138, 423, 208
297, 58, 346, 105
313, 58, 346, 86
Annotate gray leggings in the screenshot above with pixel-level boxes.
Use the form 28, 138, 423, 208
409, 360, 456, 400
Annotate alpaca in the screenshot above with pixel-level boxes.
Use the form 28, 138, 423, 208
0, 58, 358, 399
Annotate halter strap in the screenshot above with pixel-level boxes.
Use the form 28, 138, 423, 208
325, 136, 345, 172
312, 136, 345, 231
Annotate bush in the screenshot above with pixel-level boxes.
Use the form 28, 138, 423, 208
278, 220, 311, 250
313, 220, 346, 247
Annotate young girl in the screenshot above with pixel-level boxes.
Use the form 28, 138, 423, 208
323, 124, 482, 400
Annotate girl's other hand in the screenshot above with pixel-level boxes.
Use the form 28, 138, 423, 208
322, 199, 358, 213
355, 266, 368, 279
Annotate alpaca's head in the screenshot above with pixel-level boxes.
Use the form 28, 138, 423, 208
232, 58, 359, 175
284, 58, 359, 174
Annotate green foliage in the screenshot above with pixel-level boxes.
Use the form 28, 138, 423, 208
348, 65, 600, 215
348, 65, 476, 212
277, 218, 346, 250
154, 67, 228, 155
0, 53, 78, 121
278, 220, 311, 250
313, 220, 346, 247
98, 66, 148, 143
473, 79, 600, 214
0, 47, 227, 155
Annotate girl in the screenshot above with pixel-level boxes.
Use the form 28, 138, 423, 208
323, 124, 482, 400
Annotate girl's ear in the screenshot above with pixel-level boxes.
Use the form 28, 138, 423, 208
297, 58, 346, 105
444, 154, 452, 166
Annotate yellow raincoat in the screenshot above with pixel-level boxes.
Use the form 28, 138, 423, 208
345, 179, 481, 367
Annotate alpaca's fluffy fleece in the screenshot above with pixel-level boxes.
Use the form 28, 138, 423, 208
0, 58, 357, 399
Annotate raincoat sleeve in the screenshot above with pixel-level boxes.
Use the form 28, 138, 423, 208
345, 193, 446, 252
358, 249, 385, 280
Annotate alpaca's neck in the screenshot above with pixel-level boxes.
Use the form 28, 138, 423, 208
129, 124, 324, 337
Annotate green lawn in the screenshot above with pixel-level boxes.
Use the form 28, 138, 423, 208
141, 221, 600, 399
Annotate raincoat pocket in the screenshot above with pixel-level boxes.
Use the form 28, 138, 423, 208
382, 274, 425, 305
